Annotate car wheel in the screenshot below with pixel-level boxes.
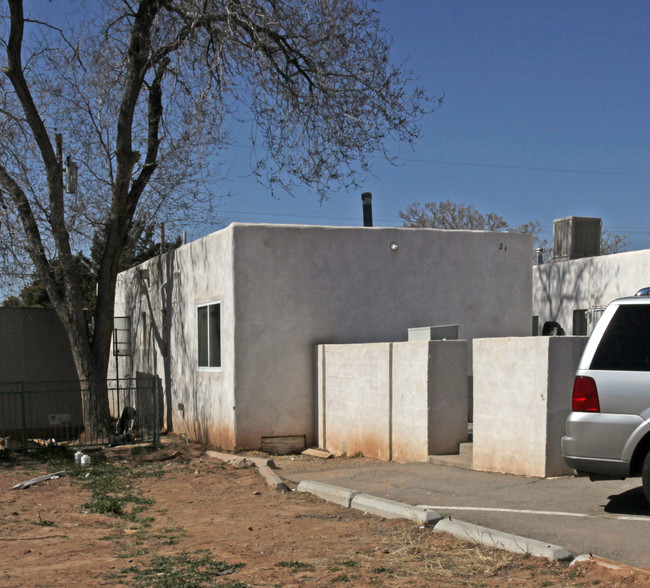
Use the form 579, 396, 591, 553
643, 450, 650, 505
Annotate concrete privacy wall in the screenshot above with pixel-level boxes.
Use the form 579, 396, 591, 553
115, 223, 531, 450
533, 248, 650, 334
473, 336, 588, 477
318, 340, 468, 462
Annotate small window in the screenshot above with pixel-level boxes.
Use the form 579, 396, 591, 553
197, 302, 221, 368
591, 305, 650, 371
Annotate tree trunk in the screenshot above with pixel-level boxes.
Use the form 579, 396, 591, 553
64, 318, 113, 442
80, 378, 112, 442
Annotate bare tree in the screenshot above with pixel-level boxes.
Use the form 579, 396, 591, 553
600, 230, 630, 255
0, 0, 436, 437
400, 200, 541, 234
400, 200, 547, 262
401, 201, 629, 261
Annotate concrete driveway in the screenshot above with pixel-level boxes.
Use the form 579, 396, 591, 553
281, 461, 650, 569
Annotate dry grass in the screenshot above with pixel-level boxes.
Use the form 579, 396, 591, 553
2, 444, 648, 587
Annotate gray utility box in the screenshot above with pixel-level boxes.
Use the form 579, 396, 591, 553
552, 216, 602, 262
408, 324, 460, 342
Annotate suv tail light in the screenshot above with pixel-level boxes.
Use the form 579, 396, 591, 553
572, 376, 600, 412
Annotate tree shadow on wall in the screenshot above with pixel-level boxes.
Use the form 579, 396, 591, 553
534, 257, 615, 333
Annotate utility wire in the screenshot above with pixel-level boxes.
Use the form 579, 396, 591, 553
397, 157, 650, 177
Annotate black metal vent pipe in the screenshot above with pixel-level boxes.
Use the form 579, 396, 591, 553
361, 192, 373, 227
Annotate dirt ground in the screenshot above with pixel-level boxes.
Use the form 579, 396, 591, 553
1, 439, 649, 587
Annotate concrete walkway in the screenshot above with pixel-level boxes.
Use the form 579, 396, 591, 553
280, 461, 650, 569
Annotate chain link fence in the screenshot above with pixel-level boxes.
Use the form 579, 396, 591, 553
0, 377, 159, 451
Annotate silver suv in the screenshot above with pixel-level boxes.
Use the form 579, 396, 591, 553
562, 293, 650, 503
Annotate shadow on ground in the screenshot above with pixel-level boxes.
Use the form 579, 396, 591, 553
604, 486, 650, 516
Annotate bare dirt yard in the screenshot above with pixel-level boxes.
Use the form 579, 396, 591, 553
1, 438, 649, 587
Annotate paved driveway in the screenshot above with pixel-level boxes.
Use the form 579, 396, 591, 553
282, 462, 650, 569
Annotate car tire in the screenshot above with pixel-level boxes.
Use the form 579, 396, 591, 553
643, 450, 650, 505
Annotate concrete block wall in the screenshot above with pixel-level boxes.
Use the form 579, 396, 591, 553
318, 340, 468, 462
472, 336, 588, 477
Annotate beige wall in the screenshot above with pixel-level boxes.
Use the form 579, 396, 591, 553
116, 223, 533, 450
318, 340, 468, 462
473, 336, 588, 477
533, 248, 650, 335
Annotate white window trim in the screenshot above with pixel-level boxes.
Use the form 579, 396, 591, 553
197, 300, 222, 371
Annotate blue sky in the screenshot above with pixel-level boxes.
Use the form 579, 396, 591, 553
213, 0, 650, 251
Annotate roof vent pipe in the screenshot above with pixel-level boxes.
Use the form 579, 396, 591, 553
361, 192, 373, 227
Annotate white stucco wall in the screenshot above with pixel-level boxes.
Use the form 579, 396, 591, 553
318, 340, 468, 462
392, 340, 468, 460
473, 336, 588, 477
115, 226, 237, 447
318, 343, 392, 460
232, 224, 531, 448
533, 248, 650, 335
116, 222, 532, 450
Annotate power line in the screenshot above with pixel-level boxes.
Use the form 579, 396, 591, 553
229, 142, 650, 178
398, 157, 650, 178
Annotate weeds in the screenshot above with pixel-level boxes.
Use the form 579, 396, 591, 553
276, 560, 313, 571
372, 567, 392, 574
117, 549, 245, 587
70, 461, 155, 522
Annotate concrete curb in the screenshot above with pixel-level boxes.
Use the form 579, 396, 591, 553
570, 554, 650, 576
296, 480, 441, 525
203, 461, 644, 571
434, 517, 573, 562
351, 493, 443, 525
205, 450, 289, 491
291, 478, 648, 571
297, 480, 359, 507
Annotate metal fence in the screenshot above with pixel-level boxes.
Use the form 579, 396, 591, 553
0, 377, 159, 451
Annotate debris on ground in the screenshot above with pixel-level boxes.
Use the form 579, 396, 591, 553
302, 448, 333, 459
11, 471, 67, 490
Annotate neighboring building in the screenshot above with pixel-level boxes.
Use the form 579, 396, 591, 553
533, 216, 650, 336
114, 223, 532, 450
533, 248, 650, 336
0, 308, 82, 438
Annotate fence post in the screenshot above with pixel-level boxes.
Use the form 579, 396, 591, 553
152, 376, 159, 447
20, 382, 27, 452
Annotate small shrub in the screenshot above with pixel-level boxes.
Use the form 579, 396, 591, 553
85, 495, 125, 516
276, 560, 313, 571
119, 550, 245, 587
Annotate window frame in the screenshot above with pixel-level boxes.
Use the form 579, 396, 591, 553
197, 301, 222, 370
590, 304, 650, 372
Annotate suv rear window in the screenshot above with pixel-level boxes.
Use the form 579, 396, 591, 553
590, 305, 650, 371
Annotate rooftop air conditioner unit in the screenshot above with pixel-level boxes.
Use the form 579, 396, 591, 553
551, 216, 601, 262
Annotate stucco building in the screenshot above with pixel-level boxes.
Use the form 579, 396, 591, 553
533, 218, 650, 336
114, 223, 533, 449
